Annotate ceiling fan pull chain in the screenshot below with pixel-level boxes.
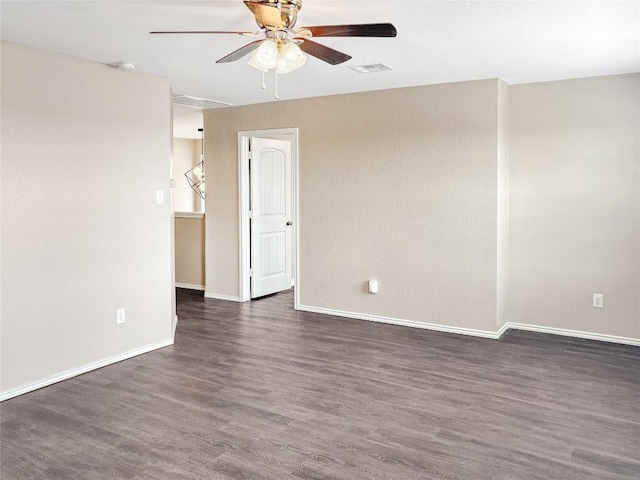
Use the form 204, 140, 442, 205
261, 71, 266, 90
274, 70, 279, 99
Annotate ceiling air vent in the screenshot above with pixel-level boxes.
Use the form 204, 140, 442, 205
348, 63, 394, 74
173, 95, 232, 109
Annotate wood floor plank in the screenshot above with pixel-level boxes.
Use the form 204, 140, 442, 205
1, 288, 639, 479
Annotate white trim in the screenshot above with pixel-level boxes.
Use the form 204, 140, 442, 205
502, 323, 640, 347
204, 292, 242, 302
0, 338, 174, 402
175, 283, 205, 291
294, 305, 640, 347
172, 315, 179, 338
174, 211, 205, 219
495, 322, 511, 338
296, 305, 502, 339
293, 133, 301, 311
238, 134, 251, 303
238, 128, 299, 304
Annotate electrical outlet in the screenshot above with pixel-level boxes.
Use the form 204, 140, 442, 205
593, 294, 604, 308
156, 190, 164, 204
116, 308, 126, 324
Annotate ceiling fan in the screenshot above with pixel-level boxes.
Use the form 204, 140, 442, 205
151, 0, 397, 72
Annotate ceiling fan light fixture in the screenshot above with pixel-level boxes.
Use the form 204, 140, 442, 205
276, 42, 307, 73
247, 54, 269, 72
248, 39, 278, 71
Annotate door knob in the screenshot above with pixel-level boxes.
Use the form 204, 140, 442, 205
286, 221, 293, 226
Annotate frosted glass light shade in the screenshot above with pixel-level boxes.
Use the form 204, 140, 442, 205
276, 42, 307, 73
248, 40, 277, 71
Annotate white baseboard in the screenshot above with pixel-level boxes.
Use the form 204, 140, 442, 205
5, 312, 634, 403
502, 322, 640, 347
175, 283, 205, 291
295, 305, 640, 347
495, 322, 511, 338
296, 305, 501, 339
204, 292, 242, 302
0, 338, 174, 402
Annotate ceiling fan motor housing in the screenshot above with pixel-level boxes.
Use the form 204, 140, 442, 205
251, 0, 302, 29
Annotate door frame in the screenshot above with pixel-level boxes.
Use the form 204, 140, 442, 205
238, 128, 299, 303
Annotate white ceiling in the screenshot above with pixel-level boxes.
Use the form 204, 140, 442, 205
2, 1, 639, 138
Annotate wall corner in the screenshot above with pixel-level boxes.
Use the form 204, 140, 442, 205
496, 79, 510, 330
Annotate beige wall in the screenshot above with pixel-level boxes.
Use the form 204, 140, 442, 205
173, 138, 204, 213
0, 42, 174, 396
175, 216, 205, 288
205, 73, 639, 342
205, 79, 506, 333
496, 80, 510, 330
509, 74, 640, 339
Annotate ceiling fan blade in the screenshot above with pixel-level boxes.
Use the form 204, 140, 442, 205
150, 31, 254, 36
244, 1, 284, 29
297, 39, 351, 65
216, 40, 263, 63
300, 23, 397, 38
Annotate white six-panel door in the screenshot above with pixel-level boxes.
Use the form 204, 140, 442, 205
250, 138, 292, 298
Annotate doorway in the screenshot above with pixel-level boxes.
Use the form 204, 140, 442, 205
238, 128, 299, 303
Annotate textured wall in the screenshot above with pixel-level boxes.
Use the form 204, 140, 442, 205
509, 74, 640, 339
205, 79, 503, 333
175, 216, 205, 288
496, 80, 510, 329
0, 42, 174, 394
173, 138, 203, 213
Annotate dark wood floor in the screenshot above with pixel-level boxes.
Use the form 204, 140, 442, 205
2, 288, 639, 479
